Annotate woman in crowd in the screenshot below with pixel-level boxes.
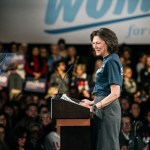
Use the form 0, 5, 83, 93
12, 127, 28, 150
25, 47, 47, 79
120, 97, 130, 116
50, 59, 69, 94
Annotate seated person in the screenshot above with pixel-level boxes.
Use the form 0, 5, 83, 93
119, 115, 147, 150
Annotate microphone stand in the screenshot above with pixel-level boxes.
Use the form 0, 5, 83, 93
57, 65, 73, 94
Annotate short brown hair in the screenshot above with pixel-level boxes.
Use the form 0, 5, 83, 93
90, 28, 118, 53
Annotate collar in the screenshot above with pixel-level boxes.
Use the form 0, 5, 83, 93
103, 54, 110, 61
121, 130, 130, 140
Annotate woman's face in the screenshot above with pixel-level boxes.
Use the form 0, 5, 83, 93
120, 99, 130, 110
92, 36, 109, 57
11, 44, 17, 52
32, 47, 39, 56
4, 106, 14, 117
58, 62, 66, 71
76, 66, 84, 76
67, 47, 76, 57
123, 50, 130, 59
0, 127, 5, 140
121, 117, 131, 134
130, 104, 140, 118
124, 68, 132, 79
51, 44, 58, 55
18, 133, 27, 147
0, 115, 7, 127
41, 113, 52, 126
40, 48, 47, 57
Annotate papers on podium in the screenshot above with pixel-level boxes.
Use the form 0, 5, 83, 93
60, 94, 79, 105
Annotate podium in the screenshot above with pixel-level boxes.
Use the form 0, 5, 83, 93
51, 95, 91, 150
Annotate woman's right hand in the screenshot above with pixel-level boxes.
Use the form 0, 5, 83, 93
81, 99, 93, 105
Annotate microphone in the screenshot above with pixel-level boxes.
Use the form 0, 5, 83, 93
133, 120, 141, 137
56, 64, 74, 96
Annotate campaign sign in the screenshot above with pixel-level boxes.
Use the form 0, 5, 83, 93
0, 74, 8, 87
0, 53, 16, 74
24, 77, 46, 93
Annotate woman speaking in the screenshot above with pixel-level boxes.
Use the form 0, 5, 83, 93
81, 28, 123, 150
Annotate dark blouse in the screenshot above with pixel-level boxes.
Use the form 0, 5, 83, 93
93, 53, 123, 96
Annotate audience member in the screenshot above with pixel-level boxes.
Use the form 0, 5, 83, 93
122, 66, 137, 98
18, 43, 28, 54
0, 124, 9, 150
38, 105, 49, 116
71, 64, 93, 99
57, 38, 67, 58
140, 55, 150, 89
2, 103, 15, 129
50, 59, 69, 94
11, 127, 28, 150
139, 110, 150, 148
27, 123, 44, 150
136, 53, 147, 83
66, 46, 78, 67
92, 59, 103, 83
119, 115, 147, 150
120, 115, 133, 149
10, 42, 18, 53
0, 124, 6, 141
40, 47, 49, 62
0, 113, 7, 128
44, 124, 60, 150
39, 111, 55, 137
120, 97, 130, 116
25, 47, 47, 79
47, 44, 61, 73
65, 46, 80, 79
15, 103, 38, 129
130, 103, 142, 124
121, 46, 132, 67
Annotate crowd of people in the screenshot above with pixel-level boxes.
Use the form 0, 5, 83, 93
0, 39, 149, 150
